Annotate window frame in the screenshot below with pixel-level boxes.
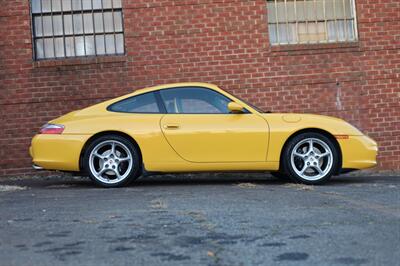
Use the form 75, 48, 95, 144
107, 87, 253, 115
107, 91, 166, 114
158, 86, 250, 115
30, 0, 126, 61
266, 0, 359, 46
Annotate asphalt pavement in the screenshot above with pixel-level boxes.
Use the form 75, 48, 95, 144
0, 173, 399, 266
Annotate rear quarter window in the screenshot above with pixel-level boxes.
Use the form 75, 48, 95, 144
108, 92, 160, 113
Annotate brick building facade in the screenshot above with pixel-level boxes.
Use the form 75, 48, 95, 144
0, 0, 399, 176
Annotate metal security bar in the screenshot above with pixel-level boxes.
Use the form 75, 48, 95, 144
267, 0, 358, 45
31, 0, 125, 60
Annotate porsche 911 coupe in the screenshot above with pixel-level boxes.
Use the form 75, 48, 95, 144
30, 82, 378, 187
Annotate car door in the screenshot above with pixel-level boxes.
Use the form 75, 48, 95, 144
159, 87, 269, 163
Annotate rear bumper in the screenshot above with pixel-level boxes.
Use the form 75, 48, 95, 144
32, 164, 44, 170
30, 134, 90, 172
339, 135, 378, 170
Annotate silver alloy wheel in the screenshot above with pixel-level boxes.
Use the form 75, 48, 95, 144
290, 138, 333, 181
89, 140, 133, 185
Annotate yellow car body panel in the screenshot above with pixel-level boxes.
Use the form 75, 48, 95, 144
339, 136, 378, 169
31, 134, 90, 171
160, 114, 269, 162
30, 82, 378, 173
261, 114, 378, 170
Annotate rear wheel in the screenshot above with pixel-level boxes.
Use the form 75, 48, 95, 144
83, 135, 141, 188
282, 132, 339, 185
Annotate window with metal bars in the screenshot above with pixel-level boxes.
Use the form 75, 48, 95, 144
31, 0, 125, 60
267, 0, 358, 45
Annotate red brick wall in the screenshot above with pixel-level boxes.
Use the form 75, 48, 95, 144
0, 0, 399, 176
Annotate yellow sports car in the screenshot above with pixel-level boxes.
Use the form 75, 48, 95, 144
30, 83, 378, 187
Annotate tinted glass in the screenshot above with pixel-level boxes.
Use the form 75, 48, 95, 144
160, 87, 231, 114
109, 92, 160, 113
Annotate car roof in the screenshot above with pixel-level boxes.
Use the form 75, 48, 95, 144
80, 82, 261, 115
133, 82, 219, 95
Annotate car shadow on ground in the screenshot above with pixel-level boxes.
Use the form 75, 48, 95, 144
127, 174, 395, 188
2, 173, 395, 190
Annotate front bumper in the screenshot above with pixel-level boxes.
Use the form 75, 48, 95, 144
30, 134, 91, 172
339, 135, 378, 170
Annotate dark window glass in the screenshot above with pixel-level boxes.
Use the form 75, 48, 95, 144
31, 0, 124, 60
108, 92, 160, 113
160, 87, 232, 114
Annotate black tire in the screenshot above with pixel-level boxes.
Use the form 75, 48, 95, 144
83, 135, 141, 188
281, 132, 339, 185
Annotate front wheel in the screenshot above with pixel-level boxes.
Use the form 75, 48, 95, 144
281, 133, 339, 185
83, 135, 141, 188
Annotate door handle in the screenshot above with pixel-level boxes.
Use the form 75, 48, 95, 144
163, 124, 180, 130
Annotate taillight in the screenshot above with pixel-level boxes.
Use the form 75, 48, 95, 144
40, 124, 65, 135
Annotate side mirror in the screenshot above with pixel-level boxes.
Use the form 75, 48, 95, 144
228, 102, 244, 113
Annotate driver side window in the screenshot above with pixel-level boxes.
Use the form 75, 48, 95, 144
159, 87, 231, 114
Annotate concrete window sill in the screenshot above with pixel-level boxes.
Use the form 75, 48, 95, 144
270, 42, 360, 53
33, 55, 128, 68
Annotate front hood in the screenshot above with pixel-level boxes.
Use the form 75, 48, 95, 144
266, 113, 344, 122
261, 113, 364, 136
